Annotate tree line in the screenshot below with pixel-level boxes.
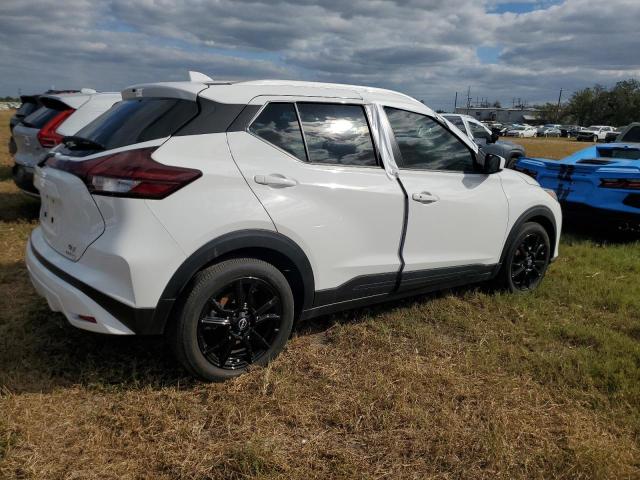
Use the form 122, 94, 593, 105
536, 79, 640, 126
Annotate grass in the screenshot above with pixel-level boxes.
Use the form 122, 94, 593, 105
510, 136, 589, 159
0, 113, 639, 479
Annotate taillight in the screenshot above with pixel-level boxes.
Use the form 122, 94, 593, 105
37, 109, 75, 148
45, 147, 202, 199
600, 178, 640, 190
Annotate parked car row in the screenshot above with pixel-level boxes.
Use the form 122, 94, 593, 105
475, 121, 625, 142
13, 73, 561, 381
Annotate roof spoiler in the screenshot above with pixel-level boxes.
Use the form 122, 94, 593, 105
188, 71, 214, 82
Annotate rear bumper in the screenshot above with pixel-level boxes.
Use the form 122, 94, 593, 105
12, 164, 40, 196
26, 236, 169, 335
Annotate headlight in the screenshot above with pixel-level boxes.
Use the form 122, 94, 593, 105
543, 188, 558, 201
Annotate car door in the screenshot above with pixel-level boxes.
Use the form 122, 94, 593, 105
227, 98, 405, 303
383, 106, 508, 289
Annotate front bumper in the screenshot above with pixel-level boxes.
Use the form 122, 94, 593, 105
12, 164, 40, 196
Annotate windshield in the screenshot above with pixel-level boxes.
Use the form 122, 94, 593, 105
72, 98, 198, 151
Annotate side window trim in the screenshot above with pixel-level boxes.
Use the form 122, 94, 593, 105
293, 102, 311, 163
247, 100, 383, 169
384, 106, 480, 174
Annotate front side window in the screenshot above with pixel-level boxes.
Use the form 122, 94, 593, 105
384, 107, 475, 171
297, 103, 377, 166
249, 103, 307, 161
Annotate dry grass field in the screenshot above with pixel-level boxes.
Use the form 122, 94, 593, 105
0, 111, 639, 479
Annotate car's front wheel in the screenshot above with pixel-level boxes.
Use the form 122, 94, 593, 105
497, 222, 551, 293
170, 258, 294, 381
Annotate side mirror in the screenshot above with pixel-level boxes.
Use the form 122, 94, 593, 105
478, 152, 505, 174
490, 132, 500, 143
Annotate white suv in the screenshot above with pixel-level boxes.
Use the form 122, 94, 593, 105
26, 77, 562, 381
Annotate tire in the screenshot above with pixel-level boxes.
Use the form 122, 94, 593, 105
506, 153, 521, 169
169, 258, 294, 381
496, 222, 551, 293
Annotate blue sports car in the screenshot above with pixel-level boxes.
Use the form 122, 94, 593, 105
515, 123, 640, 230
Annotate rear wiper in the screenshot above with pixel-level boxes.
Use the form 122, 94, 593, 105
62, 135, 106, 151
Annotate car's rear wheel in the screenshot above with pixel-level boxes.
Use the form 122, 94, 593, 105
170, 258, 294, 381
497, 222, 551, 293
506, 153, 522, 169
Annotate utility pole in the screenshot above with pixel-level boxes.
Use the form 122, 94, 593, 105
454, 91, 458, 112
466, 86, 471, 115
556, 88, 563, 122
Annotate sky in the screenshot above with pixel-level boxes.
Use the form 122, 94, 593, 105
1, 0, 639, 112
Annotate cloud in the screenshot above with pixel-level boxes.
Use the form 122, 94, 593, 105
0, 0, 638, 110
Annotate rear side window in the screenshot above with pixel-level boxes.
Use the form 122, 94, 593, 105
74, 98, 198, 150
297, 103, 377, 166
22, 107, 60, 129
249, 103, 307, 161
385, 107, 474, 172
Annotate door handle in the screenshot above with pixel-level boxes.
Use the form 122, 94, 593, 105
254, 174, 297, 188
412, 192, 439, 204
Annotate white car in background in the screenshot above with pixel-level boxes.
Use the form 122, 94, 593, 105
576, 125, 615, 142
12, 90, 121, 195
506, 125, 537, 138
26, 76, 561, 381
536, 124, 562, 137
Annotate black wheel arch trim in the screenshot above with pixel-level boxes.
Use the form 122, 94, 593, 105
500, 205, 558, 265
152, 229, 315, 333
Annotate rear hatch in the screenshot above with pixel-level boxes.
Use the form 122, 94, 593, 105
35, 89, 202, 261
15, 95, 90, 167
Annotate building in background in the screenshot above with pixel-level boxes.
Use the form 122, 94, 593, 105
454, 106, 540, 124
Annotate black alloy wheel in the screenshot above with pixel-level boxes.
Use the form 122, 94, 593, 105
197, 277, 283, 370
171, 258, 294, 381
507, 223, 550, 291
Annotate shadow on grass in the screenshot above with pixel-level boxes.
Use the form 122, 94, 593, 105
0, 254, 489, 394
0, 191, 39, 222
562, 221, 640, 245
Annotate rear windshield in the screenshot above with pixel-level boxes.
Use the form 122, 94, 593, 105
620, 126, 640, 143
73, 98, 198, 150
22, 107, 61, 129
16, 101, 39, 117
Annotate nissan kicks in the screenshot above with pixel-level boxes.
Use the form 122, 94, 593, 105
26, 75, 562, 381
